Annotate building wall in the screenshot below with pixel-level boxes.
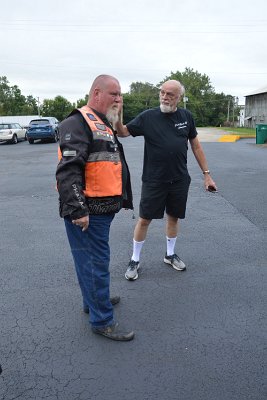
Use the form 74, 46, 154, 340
245, 93, 267, 128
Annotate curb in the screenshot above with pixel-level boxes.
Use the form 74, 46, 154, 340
218, 135, 240, 142
218, 134, 256, 143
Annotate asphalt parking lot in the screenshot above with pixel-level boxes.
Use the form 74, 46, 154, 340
0, 136, 266, 400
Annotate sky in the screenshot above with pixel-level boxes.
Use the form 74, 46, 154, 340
1, 0, 267, 106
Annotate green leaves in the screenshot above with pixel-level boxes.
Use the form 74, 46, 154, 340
41, 96, 74, 121
1, 69, 236, 125
0, 76, 38, 116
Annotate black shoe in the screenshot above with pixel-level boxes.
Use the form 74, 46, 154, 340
83, 295, 120, 314
92, 322, 135, 341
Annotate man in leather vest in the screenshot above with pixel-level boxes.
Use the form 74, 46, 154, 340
56, 75, 134, 341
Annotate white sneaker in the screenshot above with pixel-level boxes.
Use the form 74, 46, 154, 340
125, 260, 140, 280
164, 253, 186, 271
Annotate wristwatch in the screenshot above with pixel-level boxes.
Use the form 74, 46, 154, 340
202, 170, 210, 175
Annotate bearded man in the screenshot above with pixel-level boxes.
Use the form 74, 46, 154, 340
115, 79, 217, 281
56, 75, 134, 341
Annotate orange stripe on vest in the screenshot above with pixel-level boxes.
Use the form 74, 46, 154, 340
58, 107, 122, 198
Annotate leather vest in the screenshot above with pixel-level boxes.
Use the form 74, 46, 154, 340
73, 106, 123, 198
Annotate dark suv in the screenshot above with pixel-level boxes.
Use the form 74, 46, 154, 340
26, 117, 59, 144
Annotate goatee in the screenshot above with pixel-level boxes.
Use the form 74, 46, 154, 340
160, 104, 176, 113
106, 108, 119, 124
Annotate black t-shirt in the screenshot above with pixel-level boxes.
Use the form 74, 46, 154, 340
126, 107, 198, 183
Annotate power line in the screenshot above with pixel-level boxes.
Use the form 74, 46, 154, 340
1, 59, 267, 75
1, 20, 267, 33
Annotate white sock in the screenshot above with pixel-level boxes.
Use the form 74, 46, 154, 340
166, 236, 177, 256
132, 239, 145, 262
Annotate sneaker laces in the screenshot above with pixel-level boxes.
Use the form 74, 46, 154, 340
128, 260, 138, 270
171, 254, 181, 262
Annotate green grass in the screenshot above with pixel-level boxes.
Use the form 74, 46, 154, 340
217, 127, 255, 136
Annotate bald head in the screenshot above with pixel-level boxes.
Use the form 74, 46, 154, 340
87, 74, 122, 121
88, 75, 120, 99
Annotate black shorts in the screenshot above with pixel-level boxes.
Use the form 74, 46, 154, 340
139, 176, 191, 220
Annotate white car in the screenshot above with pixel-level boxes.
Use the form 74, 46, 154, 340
0, 123, 27, 144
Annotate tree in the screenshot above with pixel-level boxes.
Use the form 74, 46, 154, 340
76, 94, 88, 108
41, 96, 74, 121
17, 95, 39, 115
123, 82, 159, 123
160, 68, 234, 126
1, 72, 238, 126
0, 76, 12, 114
0, 76, 38, 116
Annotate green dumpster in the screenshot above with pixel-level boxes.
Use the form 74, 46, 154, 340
256, 124, 267, 144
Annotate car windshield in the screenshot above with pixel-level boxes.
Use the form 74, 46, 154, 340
30, 120, 50, 126
0, 124, 10, 129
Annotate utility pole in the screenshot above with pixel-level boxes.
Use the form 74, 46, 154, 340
227, 99, 230, 122
232, 98, 235, 126
183, 96, 188, 109
37, 97, 40, 117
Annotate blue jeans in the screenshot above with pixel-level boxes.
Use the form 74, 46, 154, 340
64, 214, 115, 328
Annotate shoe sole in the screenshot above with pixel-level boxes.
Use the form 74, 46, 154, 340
125, 272, 139, 281
164, 258, 186, 271
125, 264, 140, 281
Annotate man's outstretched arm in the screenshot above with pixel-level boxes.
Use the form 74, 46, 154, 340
189, 136, 217, 191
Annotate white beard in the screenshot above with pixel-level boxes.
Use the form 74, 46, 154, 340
106, 107, 119, 124
160, 104, 176, 113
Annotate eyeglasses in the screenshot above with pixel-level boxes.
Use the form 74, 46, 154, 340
160, 90, 176, 99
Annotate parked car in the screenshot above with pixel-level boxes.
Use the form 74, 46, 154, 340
26, 117, 59, 144
0, 123, 27, 144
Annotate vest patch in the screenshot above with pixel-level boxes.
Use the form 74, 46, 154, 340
93, 131, 113, 141
87, 113, 97, 121
63, 150, 76, 157
95, 123, 107, 131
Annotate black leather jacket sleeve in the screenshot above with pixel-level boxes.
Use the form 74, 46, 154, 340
56, 111, 92, 220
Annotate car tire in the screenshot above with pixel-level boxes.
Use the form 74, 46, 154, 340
28, 138, 34, 144
12, 134, 18, 144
